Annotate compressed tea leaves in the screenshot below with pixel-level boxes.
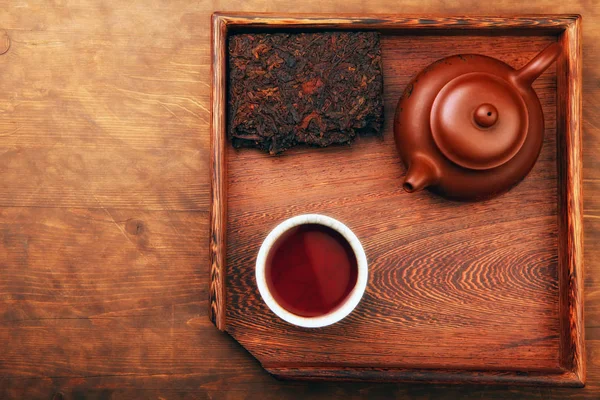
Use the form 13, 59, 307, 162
228, 31, 384, 154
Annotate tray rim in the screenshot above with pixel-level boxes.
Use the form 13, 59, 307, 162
209, 12, 584, 386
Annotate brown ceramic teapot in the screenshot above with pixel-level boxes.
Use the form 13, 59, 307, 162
393, 42, 561, 201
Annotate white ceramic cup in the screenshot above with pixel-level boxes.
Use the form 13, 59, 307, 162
255, 214, 368, 328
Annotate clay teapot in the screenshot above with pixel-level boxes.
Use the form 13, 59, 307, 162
394, 42, 561, 201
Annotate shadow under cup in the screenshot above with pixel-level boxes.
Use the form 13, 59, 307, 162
256, 214, 368, 328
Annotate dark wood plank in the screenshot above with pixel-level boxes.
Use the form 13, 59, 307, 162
0, 2, 210, 211
1, 340, 599, 399
0, 207, 209, 377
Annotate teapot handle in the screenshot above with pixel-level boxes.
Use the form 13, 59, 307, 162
512, 42, 561, 88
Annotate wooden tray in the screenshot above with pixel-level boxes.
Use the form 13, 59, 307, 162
209, 13, 584, 386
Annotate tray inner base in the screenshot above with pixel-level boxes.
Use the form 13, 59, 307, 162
225, 33, 560, 373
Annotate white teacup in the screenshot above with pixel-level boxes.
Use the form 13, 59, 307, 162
255, 214, 368, 328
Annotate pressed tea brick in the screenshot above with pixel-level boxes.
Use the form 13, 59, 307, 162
228, 32, 384, 154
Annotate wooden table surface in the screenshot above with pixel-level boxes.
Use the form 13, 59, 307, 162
0, 1, 597, 399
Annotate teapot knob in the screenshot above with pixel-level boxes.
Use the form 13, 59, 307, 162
473, 103, 498, 128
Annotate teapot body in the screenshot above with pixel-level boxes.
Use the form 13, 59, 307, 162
394, 53, 547, 201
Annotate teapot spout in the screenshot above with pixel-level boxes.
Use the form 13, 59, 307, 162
512, 42, 561, 88
403, 156, 439, 193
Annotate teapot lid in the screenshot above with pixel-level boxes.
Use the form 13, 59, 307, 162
430, 72, 529, 170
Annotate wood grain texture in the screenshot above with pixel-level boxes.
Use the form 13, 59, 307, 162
217, 12, 579, 31
209, 13, 227, 331
214, 14, 583, 383
266, 367, 582, 386
557, 16, 585, 384
0, 207, 210, 377
0, 0, 599, 398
